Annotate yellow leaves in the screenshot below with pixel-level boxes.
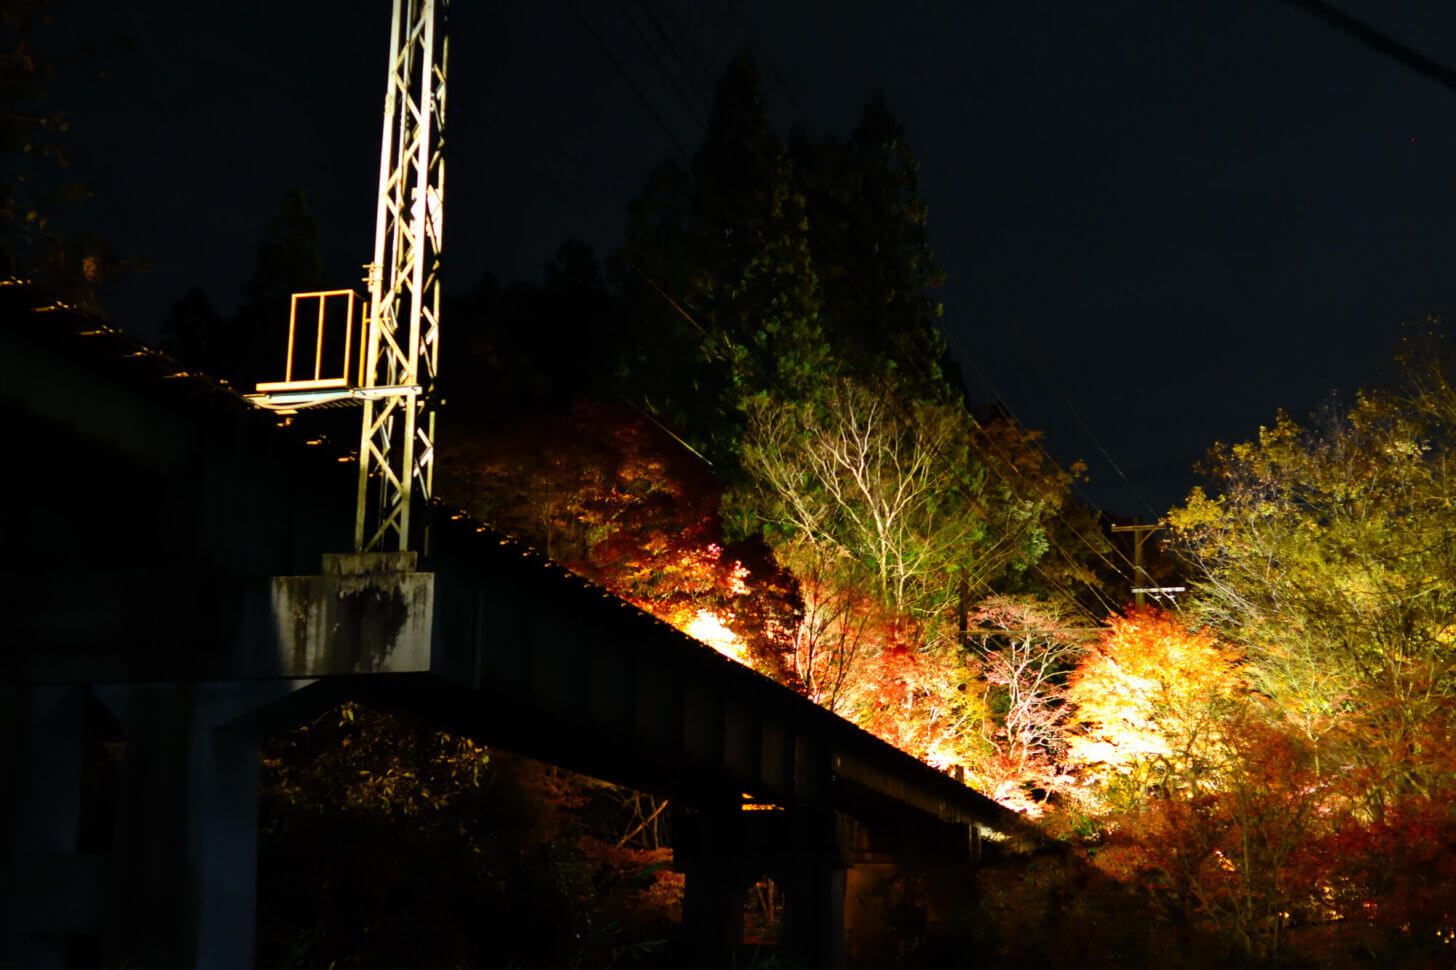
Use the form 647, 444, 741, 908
1170, 385, 1456, 745
1167, 486, 1221, 530
681, 608, 749, 664
1065, 608, 1242, 803
1089, 609, 1238, 692
261, 704, 491, 826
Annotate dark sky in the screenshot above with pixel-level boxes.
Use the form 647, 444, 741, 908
52, 0, 1456, 518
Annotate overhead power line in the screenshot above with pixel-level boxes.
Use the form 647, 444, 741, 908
772, 221, 1136, 614
638, 1, 712, 111
1280, 0, 1456, 94
947, 339, 1142, 580
1065, 400, 1157, 520
615, 0, 706, 131
572, 9, 1130, 624
565, 0, 692, 162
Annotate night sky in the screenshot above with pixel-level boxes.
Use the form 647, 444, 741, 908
51, 0, 1456, 517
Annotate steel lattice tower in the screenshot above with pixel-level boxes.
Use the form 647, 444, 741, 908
356, 0, 448, 552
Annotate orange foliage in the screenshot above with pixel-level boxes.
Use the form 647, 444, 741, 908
1088, 712, 1328, 957
848, 631, 994, 783
438, 400, 1456, 965
1078, 679, 1456, 964
1065, 607, 1242, 802
576, 838, 684, 931
442, 402, 799, 676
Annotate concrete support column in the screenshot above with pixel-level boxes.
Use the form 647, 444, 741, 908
778, 811, 853, 970
779, 858, 847, 970
843, 819, 981, 966
673, 806, 750, 970
678, 854, 748, 968
844, 862, 907, 964
673, 807, 854, 970
2, 685, 93, 970
918, 859, 980, 964
95, 680, 310, 970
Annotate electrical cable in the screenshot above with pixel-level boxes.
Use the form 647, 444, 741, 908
1065, 400, 1158, 521
784, 191, 1143, 590
941, 320, 1144, 584
574, 4, 1132, 624
564, 0, 693, 163
634, 0, 713, 112
1280, 0, 1456, 95
614, 0, 706, 132
698, 40, 1148, 595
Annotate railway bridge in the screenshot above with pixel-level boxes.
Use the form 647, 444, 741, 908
1, 284, 1046, 969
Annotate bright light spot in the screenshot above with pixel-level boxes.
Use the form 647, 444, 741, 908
925, 742, 958, 771
992, 780, 1047, 817
685, 609, 748, 664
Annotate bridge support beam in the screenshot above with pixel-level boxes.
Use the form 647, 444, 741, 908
673, 806, 855, 970
271, 551, 434, 676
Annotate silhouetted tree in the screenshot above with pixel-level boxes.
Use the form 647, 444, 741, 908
0, 0, 127, 310
444, 239, 621, 414
615, 50, 827, 467
158, 287, 224, 371
160, 189, 328, 386
790, 90, 953, 402
224, 187, 328, 386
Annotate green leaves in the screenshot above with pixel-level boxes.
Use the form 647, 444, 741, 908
740, 380, 990, 623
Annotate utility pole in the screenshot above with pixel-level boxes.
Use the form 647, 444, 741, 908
1109, 521, 1183, 607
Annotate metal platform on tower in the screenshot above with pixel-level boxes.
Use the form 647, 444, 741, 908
245, 0, 447, 555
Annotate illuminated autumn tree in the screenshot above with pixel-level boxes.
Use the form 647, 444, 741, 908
968, 409, 1117, 608
1064, 607, 1243, 807
1301, 751, 1456, 962
1090, 376, 1456, 962
847, 622, 995, 776
967, 597, 1086, 810
740, 380, 1046, 629
1169, 393, 1456, 810
439, 403, 685, 562
1090, 708, 1334, 963
776, 540, 881, 713
736, 382, 1089, 795
1065, 694, 1456, 967
439, 400, 800, 677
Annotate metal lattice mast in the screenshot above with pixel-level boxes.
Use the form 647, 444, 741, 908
356, 0, 448, 552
